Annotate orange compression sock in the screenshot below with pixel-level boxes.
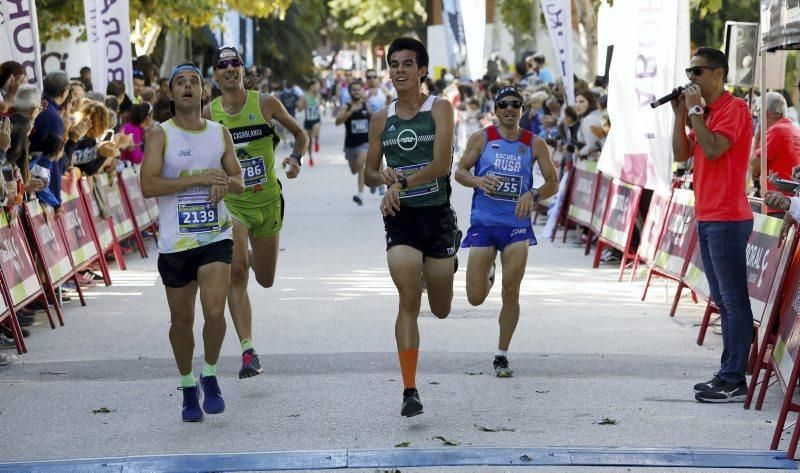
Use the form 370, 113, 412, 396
398, 349, 419, 389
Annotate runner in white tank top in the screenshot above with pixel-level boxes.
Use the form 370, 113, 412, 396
140, 63, 244, 423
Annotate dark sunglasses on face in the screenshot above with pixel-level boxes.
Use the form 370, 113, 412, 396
685, 65, 716, 76
216, 59, 243, 70
366, 75, 378, 79
496, 100, 523, 110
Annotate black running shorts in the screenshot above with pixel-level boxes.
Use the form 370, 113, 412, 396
157, 239, 234, 288
383, 204, 459, 258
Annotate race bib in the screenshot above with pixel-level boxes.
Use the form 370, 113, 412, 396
240, 156, 267, 188
178, 203, 220, 234
395, 163, 439, 199
351, 119, 369, 134
488, 172, 523, 202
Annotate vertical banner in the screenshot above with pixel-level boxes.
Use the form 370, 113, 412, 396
460, 0, 486, 80
84, 0, 134, 97
441, 0, 467, 74
0, 0, 43, 89
598, 0, 688, 194
41, 26, 92, 78
539, 0, 574, 104
244, 17, 254, 68
216, 9, 241, 52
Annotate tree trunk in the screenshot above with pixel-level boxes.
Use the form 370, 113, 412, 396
160, 28, 188, 78
574, 0, 597, 80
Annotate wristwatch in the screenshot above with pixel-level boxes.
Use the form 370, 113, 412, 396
289, 152, 303, 165
397, 175, 408, 189
687, 105, 703, 117
529, 188, 540, 202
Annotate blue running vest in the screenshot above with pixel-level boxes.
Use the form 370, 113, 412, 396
470, 126, 535, 227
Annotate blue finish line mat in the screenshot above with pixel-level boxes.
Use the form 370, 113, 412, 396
0, 447, 795, 472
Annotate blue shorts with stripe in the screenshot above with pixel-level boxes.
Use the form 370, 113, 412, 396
460, 225, 537, 252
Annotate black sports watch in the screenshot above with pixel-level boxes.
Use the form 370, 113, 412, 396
397, 175, 408, 189
289, 152, 303, 165
529, 188, 540, 202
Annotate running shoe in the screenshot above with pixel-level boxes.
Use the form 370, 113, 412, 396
199, 374, 225, 414
353, 195, 363, 206
0, 353, 16, 366
694, 375, 723, 394
401, 388, 423, 417
0, 332, 16, 349
178, 385, 203, 422
314, 142, 320, 153
309, 156, 315, 167
369, 187, 377, 194
694, 380, 747, 403
239, 348, 264, 379
493, 355, 514, 377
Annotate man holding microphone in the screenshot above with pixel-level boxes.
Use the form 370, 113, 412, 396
671, 47, 754, 403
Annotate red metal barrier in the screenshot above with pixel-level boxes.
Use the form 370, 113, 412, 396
592, 179, 643, 281
22, 201, 87, 324
0, 210, 57, 329
564, 160, 598, 252
631, 190, 672, 282
0, 272, 24, 353
116, 168, 156, 257
80, 177, 125, 272
641, 189, 697, 309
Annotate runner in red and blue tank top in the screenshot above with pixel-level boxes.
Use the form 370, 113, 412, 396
455, 85, 558, 377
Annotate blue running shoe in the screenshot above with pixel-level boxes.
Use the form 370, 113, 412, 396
179, 385, 203, 422
200, 374, 225, 414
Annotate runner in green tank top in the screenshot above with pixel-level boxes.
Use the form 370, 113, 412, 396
202, 46, 309, 380
365, 37, 459, 418
298, 79, 322, 166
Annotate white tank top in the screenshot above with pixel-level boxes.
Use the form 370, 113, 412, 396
156, 119, 232, 254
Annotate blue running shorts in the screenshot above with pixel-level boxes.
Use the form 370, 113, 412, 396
460, 225, 537, 251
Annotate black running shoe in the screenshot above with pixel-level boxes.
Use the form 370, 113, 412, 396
493, 355, 514, 377
401, 388, 423, 417
694, 380, 747, 403
239, 348, 264, 379
353, 195, 363, 206
694, 375, 723, 394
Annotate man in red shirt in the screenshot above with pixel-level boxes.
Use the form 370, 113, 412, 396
672, 47, 754, 403
750, 91, 800, 217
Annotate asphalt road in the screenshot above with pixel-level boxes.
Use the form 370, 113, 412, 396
0, 112, 792, 472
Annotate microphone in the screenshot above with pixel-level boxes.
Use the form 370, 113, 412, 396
650, 83, 692, 109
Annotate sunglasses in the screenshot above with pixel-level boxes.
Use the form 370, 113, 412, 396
496, 100, 523, 110
366, 75, 378, 79
215, 58, 243, 70
685, 65, 717, 76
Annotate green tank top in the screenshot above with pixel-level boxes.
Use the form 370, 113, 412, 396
210, 89, 281, 208
381, 95, 449, 207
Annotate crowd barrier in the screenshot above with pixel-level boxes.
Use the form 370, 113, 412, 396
0, 169, 158, 354
562, 163, 800, 460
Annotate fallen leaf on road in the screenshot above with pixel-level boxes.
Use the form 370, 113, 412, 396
464, 371, 483, 376
596, 417, 617, 425
283, 414, 300, 418
474, 424, 515, 432
429, 381, 440, 385
519, 454, 533, 462
394, 441, 412, 448
534, 390, 550, 394
92, 407, 114, 414
433, 436, 460, 446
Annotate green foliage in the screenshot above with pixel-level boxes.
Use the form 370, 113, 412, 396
328, 0, 426, 44
499, 0, 534, 47
255, 0, 326, 84
36, 0, 291, 41
689, 0, 758, 49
